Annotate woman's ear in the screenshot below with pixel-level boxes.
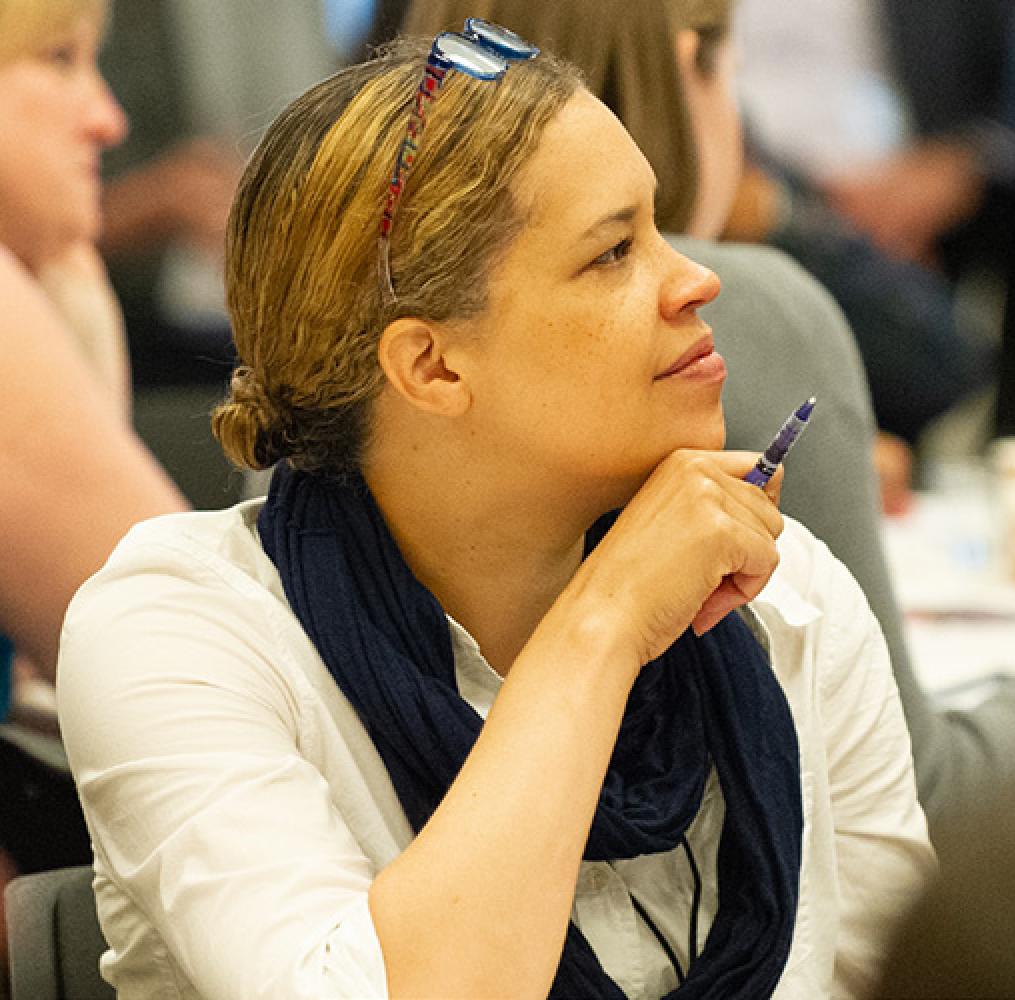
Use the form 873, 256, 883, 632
377, 317, 472, 416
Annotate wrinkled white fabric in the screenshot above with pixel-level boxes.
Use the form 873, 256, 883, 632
58, 501, 934, 999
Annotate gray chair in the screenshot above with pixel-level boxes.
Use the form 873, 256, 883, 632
4, 865, 113, 1000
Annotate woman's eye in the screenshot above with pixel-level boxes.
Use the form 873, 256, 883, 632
42, 43, 77, 68
591, 238, 633, 268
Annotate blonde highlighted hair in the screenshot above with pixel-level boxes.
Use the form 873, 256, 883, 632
0, 0, 107, 64
212, 37, 582, 477
404, 0, 733, 233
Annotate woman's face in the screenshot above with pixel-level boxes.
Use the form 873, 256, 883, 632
451, 91, 726, 507
679, 32, 743, 239
0, 15, 126, 266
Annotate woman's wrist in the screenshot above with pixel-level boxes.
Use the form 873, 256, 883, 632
534, 577, 647, 691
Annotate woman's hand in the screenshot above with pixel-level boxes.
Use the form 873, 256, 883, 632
372, 447, 783, 998
101, 138, 244, 261
873, 431, 915, 518
569, 449, 784, 665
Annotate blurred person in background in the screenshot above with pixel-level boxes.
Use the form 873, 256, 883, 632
737, 0, 1014, 273
403, 0, 1015, 840
732, 0, 1014, 443
868, 786, 1015, 998
0, 0, 186, 982
96, 0, 366, 389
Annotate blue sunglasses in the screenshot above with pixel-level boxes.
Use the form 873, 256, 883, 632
378, 19, 539, 302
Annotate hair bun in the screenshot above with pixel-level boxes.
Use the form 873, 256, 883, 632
227, 365, 271, 411
211, 366, 287, 470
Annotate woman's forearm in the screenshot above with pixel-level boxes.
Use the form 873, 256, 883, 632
369, 596, 639, 999
369, 449, 784, 998
0, 252, 186, 678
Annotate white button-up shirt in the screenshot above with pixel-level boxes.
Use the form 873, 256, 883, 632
57, 502, 934, 999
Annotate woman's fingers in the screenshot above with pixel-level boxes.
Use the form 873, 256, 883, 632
575, 448, 786, 663
692, 580, 747, 636
691, 521, 783, 634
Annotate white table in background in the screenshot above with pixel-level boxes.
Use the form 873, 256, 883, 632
881, 461, 1015, 707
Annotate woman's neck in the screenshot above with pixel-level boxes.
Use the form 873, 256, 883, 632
0, 224, 53, 278
364, 459, 595, 677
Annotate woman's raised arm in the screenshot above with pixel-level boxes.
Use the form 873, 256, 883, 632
0, 249, 185, 680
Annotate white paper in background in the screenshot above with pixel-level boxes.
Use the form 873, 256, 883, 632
880, 460, 1015, 705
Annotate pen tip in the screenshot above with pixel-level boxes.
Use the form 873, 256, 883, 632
797, 397, 817, 420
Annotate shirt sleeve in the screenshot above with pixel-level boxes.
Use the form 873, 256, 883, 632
57, 534, 390, 1000
805, 531, 937, 997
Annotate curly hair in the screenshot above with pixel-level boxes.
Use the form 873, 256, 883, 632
212, 37, 582, 477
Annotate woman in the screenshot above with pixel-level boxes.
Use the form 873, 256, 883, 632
406, 0, 983, 520
0, 0, 186, 977
404, 0, 1015, 836
58, 27, 932, 999
0, 0, 185, 680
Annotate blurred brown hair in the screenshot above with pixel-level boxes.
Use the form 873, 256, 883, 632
403, 0, 732, 232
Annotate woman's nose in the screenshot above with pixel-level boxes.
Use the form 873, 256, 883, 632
659, 245, 721, 322
85, 74, 129, 149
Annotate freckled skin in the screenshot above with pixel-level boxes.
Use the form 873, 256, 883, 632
448, 93, 725, 512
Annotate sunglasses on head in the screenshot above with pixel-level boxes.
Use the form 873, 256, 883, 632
378, 18, 539, 302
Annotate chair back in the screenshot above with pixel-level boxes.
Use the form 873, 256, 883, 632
4, 865, 114, 1000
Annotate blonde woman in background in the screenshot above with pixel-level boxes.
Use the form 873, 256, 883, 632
0, 0, 186, 981
0, 0, 186, 676
0, 0, 129, 409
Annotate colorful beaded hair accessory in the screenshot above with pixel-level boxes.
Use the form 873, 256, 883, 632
377, 19, 539, 302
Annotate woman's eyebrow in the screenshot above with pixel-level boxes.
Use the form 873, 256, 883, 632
577, 205, 638, 243
576, 181, 659, 243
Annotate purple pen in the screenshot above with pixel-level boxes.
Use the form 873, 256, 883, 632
744, 397, 816, 487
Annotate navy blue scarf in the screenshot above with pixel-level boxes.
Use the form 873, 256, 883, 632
259, 463, 802, 998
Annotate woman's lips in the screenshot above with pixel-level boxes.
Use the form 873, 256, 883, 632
655, 336, 728, 383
